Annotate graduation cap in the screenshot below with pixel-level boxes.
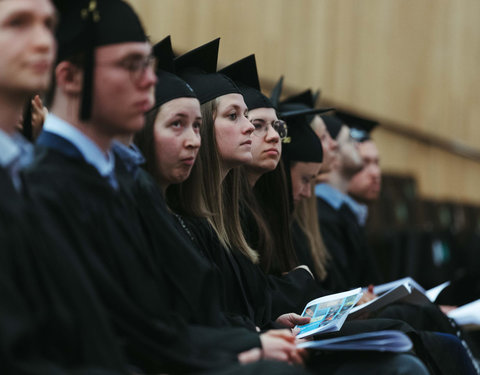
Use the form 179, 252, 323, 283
312, 90, 321, 106
278, 88, 333, 119
335, 110, 379, 142
174, 39, 240, 104
280, 111, 323, 163
281, 89, 315, 109
269, 76, 284, 109
219, 55, 274, 111
321, 115, 343, 140
151, 36, 196, 109
55, 0, 148, 121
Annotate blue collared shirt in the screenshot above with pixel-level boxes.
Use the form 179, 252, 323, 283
43, 114, 118, 189
111, 140, 145, 179
315, 183, 369, 226
0, 129, 33, 191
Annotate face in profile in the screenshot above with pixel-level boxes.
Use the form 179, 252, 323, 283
0, 0, 56, 95
214, 93, 254, 170
336, 125, 364, 176
310, 115, 338, 175
92, 42, 157, 135
348, 140, 381, 203
246, 107, 282, 177
290, 161, 323, 206
153, 97, 201, 190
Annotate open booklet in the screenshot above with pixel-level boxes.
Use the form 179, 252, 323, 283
297, 330, 413, 353
295, 288, 362, 339
448, 299, 480, 326
348, 277, 450, 320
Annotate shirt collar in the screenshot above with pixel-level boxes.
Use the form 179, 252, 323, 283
43, 114, 115, 178
0, 129, 33, 169
111, 140, 145, 176
315, 183, 369, 226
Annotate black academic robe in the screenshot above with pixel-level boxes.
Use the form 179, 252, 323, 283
0, 168, 127, 374
239, 204, 327, 317
317, 197, 382, 292
181, 212, 479, 374
22, 132, 263, 374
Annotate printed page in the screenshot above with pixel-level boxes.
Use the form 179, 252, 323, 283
296, 288, 362, 339
373, 277, 426, 295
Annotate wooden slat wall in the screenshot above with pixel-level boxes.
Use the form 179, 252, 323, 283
127, 0, 480, 204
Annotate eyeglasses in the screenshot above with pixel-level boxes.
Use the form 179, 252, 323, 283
98, 54, 155, 84
119, 54, 155, 83
251, 119, 288, 139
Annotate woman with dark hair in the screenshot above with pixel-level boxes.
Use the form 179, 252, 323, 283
133, 37, 311, 367
165, 48, 436, 373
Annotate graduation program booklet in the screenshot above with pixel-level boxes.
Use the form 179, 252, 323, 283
348, 277, 451, 319
295, 288, 362, 339
297, 330, 413, 353
448, 299, 480, 326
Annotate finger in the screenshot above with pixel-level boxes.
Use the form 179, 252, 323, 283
34, 95, 42, 107
238, 348, 262, 364
270, 330, 296, 341
288, 349, 304, 365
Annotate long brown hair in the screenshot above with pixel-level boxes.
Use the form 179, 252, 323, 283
134, 105, 161, 182
168, 98, 259, 263
240, 160, 299, 274
293, 190, 330, 281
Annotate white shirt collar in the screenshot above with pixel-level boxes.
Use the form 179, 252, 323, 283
43, 114, 115, 178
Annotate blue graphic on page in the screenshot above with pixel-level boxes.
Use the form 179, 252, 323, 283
298, 298, 346, 335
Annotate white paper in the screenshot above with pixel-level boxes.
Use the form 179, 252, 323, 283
373, 277, 426, 295
425, 281, 451, 302
448, 299, 480, 325
297, 330, 413, 353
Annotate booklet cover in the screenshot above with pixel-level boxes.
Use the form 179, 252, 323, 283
348, 277, 450, 319
297, 330, 413, 353
295, 288, 362, 339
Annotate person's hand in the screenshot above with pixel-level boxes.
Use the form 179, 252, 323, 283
31, 95, 48, 140
260, 329, 305, 365
238, 347, 262, 364
356, 285, 377, 306
439, 305, 457, 314
276, 313, 310, 329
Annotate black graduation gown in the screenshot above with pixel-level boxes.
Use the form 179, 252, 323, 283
316, 197, 382, 291
291, 219, 343, 294
240, 204, 327, 317
116, 165, 228, 327
181, 213, 478, 374
22, 132, 263, 374
0, 168, 127, 374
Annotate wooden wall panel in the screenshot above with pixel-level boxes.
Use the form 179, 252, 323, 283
127, 0, 480, 204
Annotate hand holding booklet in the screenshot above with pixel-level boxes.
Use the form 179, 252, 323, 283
295, 288, 362, 339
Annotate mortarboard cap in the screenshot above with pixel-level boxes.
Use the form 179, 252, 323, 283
279, 88, 332, 125
55, 0, 148, 120
321, 115, 343, 140
335, 110, 379, 142
151, 36, 196, 108
280, 112, 323, 164
174, 39, 240, 104
219, 55, 274, 111
281, 89, 315, 109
